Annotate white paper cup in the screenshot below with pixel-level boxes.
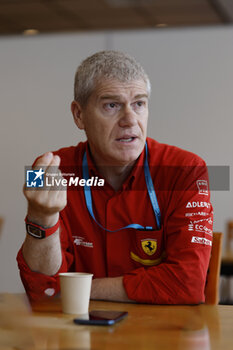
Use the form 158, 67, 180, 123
59, 272, 93, 315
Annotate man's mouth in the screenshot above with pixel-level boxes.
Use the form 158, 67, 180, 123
116, 136, 137, 143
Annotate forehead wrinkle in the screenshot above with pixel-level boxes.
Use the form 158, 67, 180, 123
91, 79, 148, 104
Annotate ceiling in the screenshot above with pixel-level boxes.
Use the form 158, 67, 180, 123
0, 0, 233, 36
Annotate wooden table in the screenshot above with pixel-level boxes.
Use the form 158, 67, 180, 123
0, 293, 233, 350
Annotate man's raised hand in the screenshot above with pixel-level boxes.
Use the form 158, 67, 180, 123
24, 152, 67, 228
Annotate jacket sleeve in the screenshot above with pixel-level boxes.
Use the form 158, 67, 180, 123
16, 217, 74, 302
123, 161, 213, 304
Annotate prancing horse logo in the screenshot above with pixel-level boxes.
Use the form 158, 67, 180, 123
141, 239, 157, 256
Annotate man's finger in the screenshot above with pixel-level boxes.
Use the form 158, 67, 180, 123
33, 152, 53, 170
46, 155, 61, 176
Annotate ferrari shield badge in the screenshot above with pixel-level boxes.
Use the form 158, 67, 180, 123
141, 239, 157, 256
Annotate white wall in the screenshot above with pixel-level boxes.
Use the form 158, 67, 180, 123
0, 27, 232, 292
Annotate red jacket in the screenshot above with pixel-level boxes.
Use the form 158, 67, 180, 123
17, 137, 213, 304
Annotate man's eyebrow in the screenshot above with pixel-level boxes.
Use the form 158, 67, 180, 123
100, 95, 121, 100
134, 94, 148, 99
99, 94, 148, 100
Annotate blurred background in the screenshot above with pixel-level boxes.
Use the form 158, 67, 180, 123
0, 0, 232, 302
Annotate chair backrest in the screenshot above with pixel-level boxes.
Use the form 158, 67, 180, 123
205, 232, 223, 305
226, 221, 233, 254
0, 216, 4, 237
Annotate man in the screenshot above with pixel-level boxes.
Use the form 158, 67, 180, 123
17, 51, 213, 304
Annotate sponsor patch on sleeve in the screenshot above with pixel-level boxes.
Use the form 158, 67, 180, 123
185, 211, 209, 217
196, 180, 209, 196
186, 201, 210, 209
191, 236, 212, 246
187, 218, 213, 236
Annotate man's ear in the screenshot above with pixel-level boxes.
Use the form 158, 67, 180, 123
71, 100, 85, 130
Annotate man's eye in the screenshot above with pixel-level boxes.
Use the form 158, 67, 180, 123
135, 101, 145, 108
109, 103, 116, 108
104, 103, 120, 110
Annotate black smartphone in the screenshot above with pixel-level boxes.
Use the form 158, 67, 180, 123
73, 310, 128, 326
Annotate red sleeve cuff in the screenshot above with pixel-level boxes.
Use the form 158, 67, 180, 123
123, 268, 156, 304
16, 247, 68, 302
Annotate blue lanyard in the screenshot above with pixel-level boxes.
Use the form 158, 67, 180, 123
82, 141, 161, 231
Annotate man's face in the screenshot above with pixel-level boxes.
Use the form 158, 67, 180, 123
73, 78, 149, 167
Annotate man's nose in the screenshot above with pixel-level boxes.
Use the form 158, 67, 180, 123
118, 106, 137, 127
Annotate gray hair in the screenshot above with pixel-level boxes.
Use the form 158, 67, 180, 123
74, 50, 151, 106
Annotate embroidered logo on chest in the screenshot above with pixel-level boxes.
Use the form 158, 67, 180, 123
73, 236, 93, 248
141, 239, 157, 256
